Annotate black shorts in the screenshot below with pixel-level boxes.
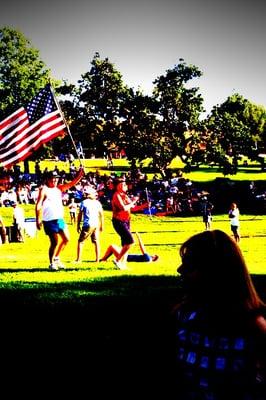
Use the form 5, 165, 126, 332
231, 225, 239, 234
112, 218, 134, 246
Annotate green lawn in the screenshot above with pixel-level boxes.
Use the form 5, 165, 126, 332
1, 157, 266, 303
1, 202, 266, 389
0, 205, 265, 300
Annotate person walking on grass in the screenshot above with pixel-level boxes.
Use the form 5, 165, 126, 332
68, 197, 78, 224
100, 232, 159, 267
174, 229, 266, 399
229, 202, 240, 242
75, 186, 104, 263
35, 168, 84, 271
111, 178, 139, 270
200, 196, 214, 231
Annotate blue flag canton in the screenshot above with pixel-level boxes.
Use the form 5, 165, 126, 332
26, 85, 57, 124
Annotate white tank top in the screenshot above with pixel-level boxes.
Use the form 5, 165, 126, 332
42, 186, 64, 221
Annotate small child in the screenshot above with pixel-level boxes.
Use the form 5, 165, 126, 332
68, 198, 78, 224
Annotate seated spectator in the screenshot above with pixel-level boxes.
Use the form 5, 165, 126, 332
174, 229, 266, 399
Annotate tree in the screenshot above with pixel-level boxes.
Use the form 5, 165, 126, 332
0, 27, 50, 118
58, 56, 206, 175
150, 59, 205, 175
0, 27, 56, 171
74, 52, 130, 157
243, 102, 266, 170
204, 94, 266, 174
118, 90, 160, 173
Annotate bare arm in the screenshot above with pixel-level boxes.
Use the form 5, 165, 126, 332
58, 167, 84, 192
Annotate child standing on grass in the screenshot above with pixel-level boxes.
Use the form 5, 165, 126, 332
229, 202, 240, 242
200, 196, 214, 231
68, 197, 78, 224
75, 186, 104, 263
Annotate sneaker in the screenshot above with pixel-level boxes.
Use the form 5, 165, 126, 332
49, 263, 58, 271
113, 259, 123, 270
54, 257, 65, 269
113, 260, 127, 270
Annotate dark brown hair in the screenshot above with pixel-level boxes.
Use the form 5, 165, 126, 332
179, 229, 264, 314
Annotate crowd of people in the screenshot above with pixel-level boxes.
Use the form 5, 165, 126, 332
0, 164, 222, 216
0, 162, 261, 218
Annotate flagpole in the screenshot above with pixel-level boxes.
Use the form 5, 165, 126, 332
49, 82, 84, 168
145, 187, 152, 218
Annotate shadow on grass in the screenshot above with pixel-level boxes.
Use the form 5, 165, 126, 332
1, 274, 266, 394
0, 274, 183, 306
0, 273, 265, 302
0, 274, 182, 392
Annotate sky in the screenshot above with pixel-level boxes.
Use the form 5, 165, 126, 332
0, 0, 265, 116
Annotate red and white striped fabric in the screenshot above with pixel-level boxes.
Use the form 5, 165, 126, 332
0, 85, 67, 169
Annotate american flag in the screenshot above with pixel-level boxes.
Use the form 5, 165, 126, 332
0, 85, 67, 169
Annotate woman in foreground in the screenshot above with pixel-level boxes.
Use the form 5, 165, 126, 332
174, 229, 266, 399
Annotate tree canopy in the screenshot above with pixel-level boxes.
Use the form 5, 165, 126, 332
0, 27, 50, 119
1, 28, 265, 176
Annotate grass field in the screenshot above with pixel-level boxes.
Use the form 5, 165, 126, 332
1, 160, 266, 392
1, 197, 266, 393
2, 156, 266, 303
0, 204, 266, 303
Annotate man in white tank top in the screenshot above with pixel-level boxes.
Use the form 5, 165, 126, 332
35, 168, 84, 270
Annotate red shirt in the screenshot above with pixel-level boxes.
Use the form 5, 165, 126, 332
112, 191, 132, 221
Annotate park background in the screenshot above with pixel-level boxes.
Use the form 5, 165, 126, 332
0, 24, 265, 393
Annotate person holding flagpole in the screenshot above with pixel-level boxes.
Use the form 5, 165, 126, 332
35, 167, 84, 271
0, 83, 86, 270
27, 84, 86, 270
111, 178, 139, 270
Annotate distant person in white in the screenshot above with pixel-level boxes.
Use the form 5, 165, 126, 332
12, 201, 25, 242
228, 202, 240, 242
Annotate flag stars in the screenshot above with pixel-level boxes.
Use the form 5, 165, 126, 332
26, 86, 56, 124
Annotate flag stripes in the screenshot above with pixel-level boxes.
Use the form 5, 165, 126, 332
0, 85, 67, 169
0, 107, 29, 147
